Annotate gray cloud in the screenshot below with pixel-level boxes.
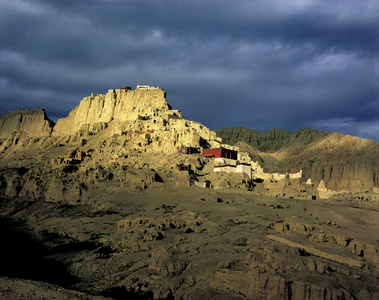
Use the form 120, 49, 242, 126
1, 0, 378, 142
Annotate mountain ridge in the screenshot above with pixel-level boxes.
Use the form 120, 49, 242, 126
215, 126, 379, 192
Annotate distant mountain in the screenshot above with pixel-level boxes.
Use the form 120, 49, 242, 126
215, 127, 331, 152
215, 127, 379, 192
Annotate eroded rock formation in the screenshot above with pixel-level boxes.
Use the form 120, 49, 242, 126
53, 88, 170, 136
0, 108, 54, 138
50, 87, 220, 154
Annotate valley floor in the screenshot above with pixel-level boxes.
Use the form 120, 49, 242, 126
0, 186, 378, 299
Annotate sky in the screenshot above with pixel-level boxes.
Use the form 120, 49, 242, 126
1, 0, 378, 142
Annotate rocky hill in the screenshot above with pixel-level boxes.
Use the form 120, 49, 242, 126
0, 108, 54, 138
53, 88, 170, 136
216, 127, 379, 193
0, 86, 248, 202
0, 88, 378, 299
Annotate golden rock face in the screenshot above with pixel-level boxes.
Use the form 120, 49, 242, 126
0, 108, 54, 138
52, 88, 170, 136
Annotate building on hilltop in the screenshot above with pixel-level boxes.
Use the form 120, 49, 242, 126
136, 84, 153, 89
121, 86, 132, 91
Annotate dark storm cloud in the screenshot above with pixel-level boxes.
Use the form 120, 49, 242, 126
1, 0, 378, 142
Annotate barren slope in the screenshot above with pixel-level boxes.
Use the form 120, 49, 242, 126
216, 127, 379, 192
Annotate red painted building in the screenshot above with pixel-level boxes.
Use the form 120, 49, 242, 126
202, 147, 238, 160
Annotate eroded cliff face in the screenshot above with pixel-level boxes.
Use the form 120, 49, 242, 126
53, 88, 170, 136
0, 108, 54, 138
297, 134, 379, 193
51, 87, 220, 153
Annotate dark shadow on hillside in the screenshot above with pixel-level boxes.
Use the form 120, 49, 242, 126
0, 216, 78, 287
101, 286, 156, 300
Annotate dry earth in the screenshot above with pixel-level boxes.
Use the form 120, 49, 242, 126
0, 185, 378, 299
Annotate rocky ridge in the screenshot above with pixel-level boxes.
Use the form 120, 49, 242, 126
216, 127, 379, 193
53, 88, 170, 136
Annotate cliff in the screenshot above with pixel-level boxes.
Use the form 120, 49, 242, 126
53, 88, 170, 136
0, 108, 55, 138
51, 87, 220, 153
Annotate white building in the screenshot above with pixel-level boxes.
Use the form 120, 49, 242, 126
214, 164, 237, 174
236, 163, 252, 179
211, 144, 301, 183
136, 85, 153, 89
